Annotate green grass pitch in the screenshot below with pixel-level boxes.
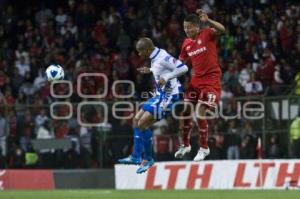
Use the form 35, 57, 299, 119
0, 190, 299, 199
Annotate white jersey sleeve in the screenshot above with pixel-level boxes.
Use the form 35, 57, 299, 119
149, 48, 187, 95
159, 55, 188, 82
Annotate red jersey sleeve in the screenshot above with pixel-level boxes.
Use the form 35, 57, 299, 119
202, 28, 216, 41
179, 39, 188, 62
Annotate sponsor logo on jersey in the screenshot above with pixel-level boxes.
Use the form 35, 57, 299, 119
187, 46, 207, 56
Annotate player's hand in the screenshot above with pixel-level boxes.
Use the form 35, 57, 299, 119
158, 78, 167, 87
137, 66, 151, 74
196, 9, 209, 23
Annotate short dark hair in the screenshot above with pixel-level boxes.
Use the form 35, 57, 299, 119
184, 14, 199, 25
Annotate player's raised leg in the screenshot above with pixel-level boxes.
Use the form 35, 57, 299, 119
118, 109, 145, 165
193, 89, 219, 161
136, 111, 155, 174
175, 101, 192, 158
194, 104, 210, 161
175, 87, 197, 159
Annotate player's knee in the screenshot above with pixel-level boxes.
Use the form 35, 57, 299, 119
137, 120, 147, 131
133, 116, 139, 127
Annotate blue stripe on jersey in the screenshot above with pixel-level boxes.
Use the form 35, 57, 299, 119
176, 63, 184, 68
178, 85, 184, 93
165, 81, 171, 88
154, 80, 163, 93
151, 49, 160, 60
164, 55, 171, 62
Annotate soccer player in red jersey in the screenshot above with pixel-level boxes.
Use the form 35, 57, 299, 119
174, 9, 225, 161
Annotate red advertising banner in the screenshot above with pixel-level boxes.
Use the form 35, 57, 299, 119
0, 170, 54, 190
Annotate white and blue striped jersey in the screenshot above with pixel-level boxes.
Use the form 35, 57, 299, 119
149, 47, 188, 96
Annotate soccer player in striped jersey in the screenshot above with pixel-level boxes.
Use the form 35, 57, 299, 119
118, 37, 188, 173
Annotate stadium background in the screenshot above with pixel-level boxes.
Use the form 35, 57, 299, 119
0, 0, 299, 194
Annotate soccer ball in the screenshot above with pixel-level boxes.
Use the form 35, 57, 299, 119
45, 64, 64, 81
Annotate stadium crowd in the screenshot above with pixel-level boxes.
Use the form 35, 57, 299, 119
0, 0, 299, 168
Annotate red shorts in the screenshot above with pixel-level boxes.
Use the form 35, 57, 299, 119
184, 84, 221, 108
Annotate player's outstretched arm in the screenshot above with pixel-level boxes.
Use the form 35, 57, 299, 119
196, 9, 225, 35
164, 64, 188, 81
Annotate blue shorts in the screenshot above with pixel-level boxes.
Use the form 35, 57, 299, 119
142, 93, 182, 120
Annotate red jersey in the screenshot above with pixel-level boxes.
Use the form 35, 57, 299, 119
179, 28, 222, 87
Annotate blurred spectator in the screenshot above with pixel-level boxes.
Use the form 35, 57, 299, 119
94, 121, 112, 167
112, 54, 130, 80
3, 87, 15, 112
35, 109, 49, 130
116, 28, 131, 58
15, 56, 30, 78
0, 147, 5, 168
0, 112, 8, 157
222, 64, 239, 89
19, 73, 35, 99
9, 143, 25, 168
15, 92, 27, 115
281, 60, 295, 85
153, 119, 172, 161
255, 53, 275, 87
211, 123, 224, 152
55, 7, 67, 26
0, 70, 7, 92
225, 120, 241, 159
33, 69, 47, 91
273, 65, 283, 84
152, 119, 168, 136
220, 30, 234, 59
35, 5, 54, 25
79, 125, 92, 168
184, 0, 198, 14
289, 115, 300, 158
238, 64, 251, 89
266, 134, 281, 159
24, 143, 38, 168
111, 119, 132, 162
15, 44, 30, 65
271, 64, 284, 95
221, 84, 233, 104
7, 110, 17, 141
245, 73, 263, 95
63, 140, 79, 169
18, 109, 34, 151
206, 137, 222, 160
240, 134, 256, 159
294, 71, 300, 95
55, 121, 70, 139
36, 121, 54, 168
10, 68, 24, 95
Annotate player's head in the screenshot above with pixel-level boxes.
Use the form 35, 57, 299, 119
183, 14, 200, 39
136, 37, 155, 59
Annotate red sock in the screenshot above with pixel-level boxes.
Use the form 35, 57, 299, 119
180, 118, 192, 147
198, 119, 208, 149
